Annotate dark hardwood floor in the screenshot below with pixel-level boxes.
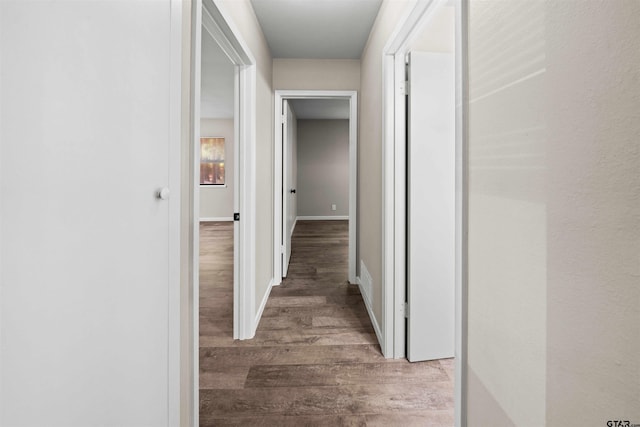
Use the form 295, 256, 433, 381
199, 220, 454, 426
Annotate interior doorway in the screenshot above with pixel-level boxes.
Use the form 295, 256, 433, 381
198, 0, 237, 401
382, 0, 465, 423
189, 0, 258, 424
273, 91, 358, 285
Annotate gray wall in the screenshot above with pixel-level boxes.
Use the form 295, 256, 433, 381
199, 118, 234, 220
296, 120, 349, 218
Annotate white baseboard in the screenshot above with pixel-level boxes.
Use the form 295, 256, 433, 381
357, 275, 384, 351
254, 278, 275, 331
296, 215, 349, 221
200, 217, 233, 222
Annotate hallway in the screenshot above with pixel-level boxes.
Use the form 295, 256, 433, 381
199, 220, 454, 426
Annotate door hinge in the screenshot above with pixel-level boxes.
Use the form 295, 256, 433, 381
281, 245, 285, 253
234, 212, 240, 221
281, 114, 286, 124
404, 302, 409, 318
404, 80, 410, 95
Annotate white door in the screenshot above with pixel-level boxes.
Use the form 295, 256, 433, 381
281, 100, 297, 277
0, 1, 179, 425
407, 51, 456, 362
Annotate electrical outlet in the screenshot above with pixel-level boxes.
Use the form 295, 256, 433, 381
331, 204, 337, 211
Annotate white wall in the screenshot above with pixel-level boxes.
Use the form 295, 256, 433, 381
467, 0, 640, 425
467, 3, 546, 424
200, 118, 234, 220
297, 120, 349, 218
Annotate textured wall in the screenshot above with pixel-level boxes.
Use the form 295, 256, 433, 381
467, 0, 640, 424
545, 1, 640, 424
467, 1, 547, 424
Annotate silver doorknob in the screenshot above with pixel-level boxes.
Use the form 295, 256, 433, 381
157, 188, 170, 200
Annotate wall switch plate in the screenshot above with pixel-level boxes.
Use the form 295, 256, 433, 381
331, 204, 337, 211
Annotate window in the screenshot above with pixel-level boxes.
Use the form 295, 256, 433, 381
200, 137, 225, 185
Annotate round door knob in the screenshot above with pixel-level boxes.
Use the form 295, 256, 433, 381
157, 187, 170, 200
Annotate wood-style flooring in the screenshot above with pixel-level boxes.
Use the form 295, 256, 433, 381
199, 220, 454, 426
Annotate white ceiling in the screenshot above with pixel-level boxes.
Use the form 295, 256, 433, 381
200, 29, 235, 119
289, 99, 350, 119
250, 0, 383, 59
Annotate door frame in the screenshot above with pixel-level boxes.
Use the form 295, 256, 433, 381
188, 0, 257, 424
382, 0, 468, 424
198, 0, 256, 341
281, 100, 296, 278
273, 90, 358, 284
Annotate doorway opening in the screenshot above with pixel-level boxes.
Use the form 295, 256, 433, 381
273, 91, 358, 286
382, 0, 466, 424
189, 0, 257, 425
197, 0, 237, 410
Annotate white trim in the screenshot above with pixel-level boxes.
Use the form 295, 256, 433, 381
274, 90, 358, 285
199, 217, 234, 222
168, 1, 182, 424
201, 0, 257, 341
0, 1, 3, 419
457, 2, 469, 424
296, 216, 349, 221
255, 278, 275, 328
382, 0, 467, 425
200, 184, 228, 188
188, 2, 202, 426
357, 276, 384, 351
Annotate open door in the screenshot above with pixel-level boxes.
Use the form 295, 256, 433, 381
406, 51, 456, 362
281, 100, 297, 277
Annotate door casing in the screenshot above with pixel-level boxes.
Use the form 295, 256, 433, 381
382, 0, 468, 425
273, 90, 358, 285
188, 0, 257, 425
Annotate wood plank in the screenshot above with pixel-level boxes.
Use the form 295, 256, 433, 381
200, 383, 453, 419
200, 328, 378, 348
200, 415, 366, 427
200, 344, 386, 369
364, 411, 455, 427
265, 296, 327, 307
201, 411, 454, 427
312, 315, 376, 329
199, 365, 250, 390
244, 361, 448, 388
258, 315, 313, 330
261, 305, 369, 319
